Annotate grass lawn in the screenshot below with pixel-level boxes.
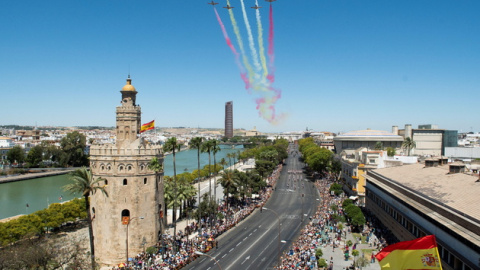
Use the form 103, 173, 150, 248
352, 233, 367, 244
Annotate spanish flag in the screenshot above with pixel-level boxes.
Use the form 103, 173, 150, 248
140, 120, 155, 133
375, 235, 443, 269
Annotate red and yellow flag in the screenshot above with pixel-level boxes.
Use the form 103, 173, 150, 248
375, 235, 443, 269
140, 120, 155, 133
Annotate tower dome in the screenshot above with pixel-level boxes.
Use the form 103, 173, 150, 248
121, 75, 136, 92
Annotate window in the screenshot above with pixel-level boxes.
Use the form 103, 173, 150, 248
123, 179, 127, 185
121, 209, 130, 225
144, 178, 147, 185
105, 180, 108, 185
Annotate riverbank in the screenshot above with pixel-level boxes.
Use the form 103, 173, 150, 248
0, 169, 75, 184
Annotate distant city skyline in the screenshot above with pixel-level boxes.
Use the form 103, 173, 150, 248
1, 1, 478, 133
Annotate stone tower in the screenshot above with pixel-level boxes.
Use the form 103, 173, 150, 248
89, 76, 164, 266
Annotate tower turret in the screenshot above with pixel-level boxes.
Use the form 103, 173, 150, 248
116, 76, 142, 147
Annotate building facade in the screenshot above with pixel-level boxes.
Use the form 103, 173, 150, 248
365, 163, 480, 270
333, 129, 404, 154
89, 77, 164, 266
225, 101, 233, 138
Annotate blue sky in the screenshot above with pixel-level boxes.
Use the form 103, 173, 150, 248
1, 0, 479, 134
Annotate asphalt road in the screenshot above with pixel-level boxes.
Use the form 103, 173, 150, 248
185, 144, 320, 270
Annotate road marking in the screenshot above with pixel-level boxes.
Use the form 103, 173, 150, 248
249, 233, 252, 236
222, 254, 227, 258
236, 242, 241, 247
253, 229, 257, 232
224, 222, 276, 270
229, 248, 234, 253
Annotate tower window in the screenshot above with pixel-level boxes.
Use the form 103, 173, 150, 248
128, 165, 133, 171
123, 179, 127, 185
121, 209, 130, 225
144, 178, 147, 185
104, 179, 108, 186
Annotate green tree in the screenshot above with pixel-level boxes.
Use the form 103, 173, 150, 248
25, 145, 44, 167
374, 141, 384, 150
318, 258, 328, 268
352, 249, 360, 266
60, 131, 88, 167
201, 140, 214, 198
211, 139, 221, 202
6, 145, 25, 165
402, 137, 416, 156
163, 137, 182, 238
386, 147, 396, 157
329, 183, 343, 196
189, 136, 204, 223
306, 148, 333, 173
63, 167, 108, 270
219, 170, 237, 206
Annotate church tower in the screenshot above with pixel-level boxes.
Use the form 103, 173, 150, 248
89, 77, 164, 266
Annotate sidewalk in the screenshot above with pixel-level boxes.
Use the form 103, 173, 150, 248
321, 231, 380, 270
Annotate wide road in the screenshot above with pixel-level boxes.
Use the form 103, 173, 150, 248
185, 144, 320, 270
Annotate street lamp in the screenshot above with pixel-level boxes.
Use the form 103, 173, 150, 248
126, 216, 144, 264
262, 207, 281, 257
194, 251, 222, 270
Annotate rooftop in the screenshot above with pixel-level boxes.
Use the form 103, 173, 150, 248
374, 163, 480, 220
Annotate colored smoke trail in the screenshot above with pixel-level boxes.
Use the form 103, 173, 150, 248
211, 1, 286, 125
255, 0, 268, 78
214, 7, 250, 89
239, 0, 262, 74
267, 3, 276, 83
227, 0, 255, 88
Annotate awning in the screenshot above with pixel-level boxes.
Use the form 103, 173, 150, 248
349, 196, 358, 200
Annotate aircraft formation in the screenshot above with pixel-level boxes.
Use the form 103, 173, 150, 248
207, 0, 284, 124
208, 0, 276, 9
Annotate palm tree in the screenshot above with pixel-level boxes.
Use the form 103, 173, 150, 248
211, 139, 221, 202
163, 137, 182, 240
201, 140, 214, 198
189, 137, 203, 226
219, 158, 227, 170
226, 153, 233, 168
402, 137, 416, 156
63, 167, 108, 270
219, 170, 237, 207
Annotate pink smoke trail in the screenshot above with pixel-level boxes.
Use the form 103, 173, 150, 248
267, 4, 276, 83
214, 7, 250, 89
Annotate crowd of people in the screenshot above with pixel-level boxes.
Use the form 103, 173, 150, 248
112, 164, 283, 270
275, 174, 343, 270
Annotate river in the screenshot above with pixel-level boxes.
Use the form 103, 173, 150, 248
0, 145, 243, 219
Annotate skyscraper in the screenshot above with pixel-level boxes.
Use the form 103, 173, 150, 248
225, 101, 233, 138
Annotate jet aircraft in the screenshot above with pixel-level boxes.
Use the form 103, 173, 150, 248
251, 5, 262, 9
207, 1, 219, 5
223, 4, 234, 9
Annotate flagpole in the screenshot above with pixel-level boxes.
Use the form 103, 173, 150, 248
433, 235, 444, 270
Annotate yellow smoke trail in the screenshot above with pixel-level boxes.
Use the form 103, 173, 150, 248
227, 0, 255, 86
255, 0, 268, 78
